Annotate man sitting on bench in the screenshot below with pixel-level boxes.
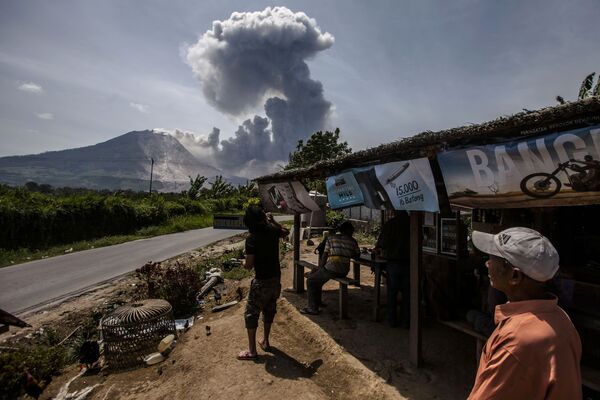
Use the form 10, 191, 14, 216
301, 221, 360, 315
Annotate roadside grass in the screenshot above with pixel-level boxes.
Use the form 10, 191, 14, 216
0, 214, 214, 268
354, 229, 379, 246
192, 248, 254, 281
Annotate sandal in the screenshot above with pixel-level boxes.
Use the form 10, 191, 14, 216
300, 307, 320, 315
237, 350, 257, 361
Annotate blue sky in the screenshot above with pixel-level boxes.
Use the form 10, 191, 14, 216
1, 0, 599, 177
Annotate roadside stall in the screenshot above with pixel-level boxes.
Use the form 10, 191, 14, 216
255, 97, 600, 392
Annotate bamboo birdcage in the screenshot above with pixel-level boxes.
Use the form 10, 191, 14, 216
101, 299, 175, 369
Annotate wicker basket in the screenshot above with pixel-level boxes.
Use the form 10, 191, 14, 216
101, 299, 176, 370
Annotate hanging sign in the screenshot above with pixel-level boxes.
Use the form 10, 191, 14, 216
437, 125, 600, 208
325, 171, 364, 209
258, 181, 320, 214
326, 157, 439, 212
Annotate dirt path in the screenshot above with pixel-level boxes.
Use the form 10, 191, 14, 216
3, 235, 476, 400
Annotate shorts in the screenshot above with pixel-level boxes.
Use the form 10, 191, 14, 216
244, 277, 281, 329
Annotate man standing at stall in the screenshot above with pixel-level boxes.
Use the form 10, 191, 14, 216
469, 227, 582, 399
374, 210, 411, 328
238, 205, 289, 360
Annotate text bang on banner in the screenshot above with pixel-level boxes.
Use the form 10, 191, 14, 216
437, 125, 600, 208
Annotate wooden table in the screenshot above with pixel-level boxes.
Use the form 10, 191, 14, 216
352, 254, 387, 321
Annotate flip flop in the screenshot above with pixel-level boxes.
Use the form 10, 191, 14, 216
237, 350, 257, 361
300, 307, 320, 315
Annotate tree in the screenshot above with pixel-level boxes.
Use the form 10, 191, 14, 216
204, 175, 234, 198
578, 72, 596, 100
187, 175, 207, 199
285, 128, 352, 193
286, 128, 351, 170
235, 180, 258, 197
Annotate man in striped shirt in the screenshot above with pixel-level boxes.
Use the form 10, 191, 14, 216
301, 221, 360, 315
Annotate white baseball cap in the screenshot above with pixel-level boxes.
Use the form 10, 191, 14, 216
472, 227, 559, 282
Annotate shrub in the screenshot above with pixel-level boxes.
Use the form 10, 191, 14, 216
136, 261, 202, 318
0, 187, 212, 250
0, 346, 67, 400
326, 210, 345, 229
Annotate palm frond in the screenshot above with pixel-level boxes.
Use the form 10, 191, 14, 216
593, 77, 600, 97
579, 72, 595, 99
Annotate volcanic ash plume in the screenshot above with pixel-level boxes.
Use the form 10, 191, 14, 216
186, 6, 334, 175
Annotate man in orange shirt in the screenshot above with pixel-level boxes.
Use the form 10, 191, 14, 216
469, 227, 582, 400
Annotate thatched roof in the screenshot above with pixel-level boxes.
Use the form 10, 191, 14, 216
255, 97, 600, 183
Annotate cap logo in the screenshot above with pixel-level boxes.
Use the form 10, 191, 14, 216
498, 233, 511, 246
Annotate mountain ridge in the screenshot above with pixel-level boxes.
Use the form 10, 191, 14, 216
0, 130, 228, 191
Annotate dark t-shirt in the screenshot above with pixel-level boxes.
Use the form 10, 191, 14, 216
245, 224, 283, 280
376, 215, 410, 262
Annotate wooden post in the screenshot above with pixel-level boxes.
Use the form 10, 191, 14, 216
339, 282, 348, 319
293, 213, 303, 293
409, 211, 423, 367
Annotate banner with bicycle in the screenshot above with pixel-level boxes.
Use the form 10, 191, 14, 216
437, 124, 600, 208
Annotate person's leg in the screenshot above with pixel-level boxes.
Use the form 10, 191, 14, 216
242, 328, 257, 357
240, 281, 261, 359
259, 280, 280, 350
400, 265, 411, 328
306, 268, 331, 311
386, 262, 401, 327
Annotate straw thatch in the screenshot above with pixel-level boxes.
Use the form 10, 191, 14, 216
255, 97, 600, 183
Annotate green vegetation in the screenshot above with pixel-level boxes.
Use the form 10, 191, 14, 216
0, 345, 68, 400
0, 300, 107, 399
0, 179, 258, 267
0, 213, 214, 268
285, 128, 352, 193
137, 261, 202, 318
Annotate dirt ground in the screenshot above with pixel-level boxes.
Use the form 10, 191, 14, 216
2, 235, 479, 400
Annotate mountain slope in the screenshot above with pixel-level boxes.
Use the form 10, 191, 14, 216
0, 130, 223, 191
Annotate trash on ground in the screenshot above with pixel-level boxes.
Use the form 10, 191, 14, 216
196, 268, 224, 302
144, 352, 165, 365
211, 300, 239, 313
157, 334, 175, 353
175, 316, 194, 331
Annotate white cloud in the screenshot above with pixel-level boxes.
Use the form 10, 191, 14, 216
129, 102, 149, 113
18, 81, 44, 94
36, 112, 54, 120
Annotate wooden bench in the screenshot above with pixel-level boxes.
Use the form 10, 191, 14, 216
582, 364, 600, 394
438, 319, 488, 365
296, 260, 358, 319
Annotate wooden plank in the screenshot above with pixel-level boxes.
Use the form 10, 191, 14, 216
293, 213, 303, 293
297, 260, 318, 270
409, 211, 423, 367
352, 259, 361, 286
582, 365, 600, 392
334, 277, 358, 286
439, 320, 489, 342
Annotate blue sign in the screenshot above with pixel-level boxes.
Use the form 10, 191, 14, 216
326, 171, 364, 209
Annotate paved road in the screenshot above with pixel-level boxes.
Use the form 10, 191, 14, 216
0, 227, 248, 314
